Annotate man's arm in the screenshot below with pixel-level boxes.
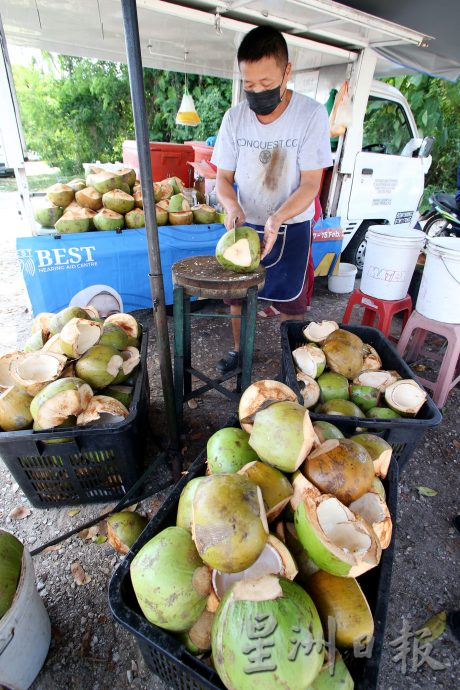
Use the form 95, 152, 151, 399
215, 168, 246, 230
261, 168, 323, 259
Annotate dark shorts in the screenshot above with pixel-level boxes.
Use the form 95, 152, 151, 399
224, 278, 309, 315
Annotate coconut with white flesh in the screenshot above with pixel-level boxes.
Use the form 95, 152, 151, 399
366, 406, 401, 420
312, 421, 344, 443
104, 385, 133, 409
176, 477, 206, 533
238, 461, 293, 521
0, 387, 33, 431
249, 401, 319, 473
351, 433, 393, 479
10, 351, 67, 396
350, 384, 380, 412
362, 343, 382, 371
106, 511, 147, 554
296, 372, 321, 409
112, 346, 140, 384
215, 226, 261, 274
211, 534, 298, 601
130, 526, 211, 632
385, 379, 427, 416
317, 371, 349, 402
30, 377, 93, 429
292, 344, 326, 379
75, 345, 123, 389
211, 575, 324, 690
349, 492, 392, 550
322, 329, 364, 380
49, 307, 91, 336
295, 493, 381, 577
77, 395, 128, 426
99, 323, 129, 351
0, 530, 24, 619
0, 352, 22, 390
303, 320, 339, 344
290, 470, 321, 512
104, 313, 140, 340
304, 438, 375, 505
316, 399, 365, 418
206, 427, 258, 474
41, 334, 66, 355
354, 369, 401, 392
307, 570, 374, 648
309, 652, 354, 690
58, 318, 103, 359
238, 379, 297, 433
192, 473, 268, 573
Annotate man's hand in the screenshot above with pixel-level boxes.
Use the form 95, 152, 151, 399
261, 214, 283, 259
225, 204, 246, 230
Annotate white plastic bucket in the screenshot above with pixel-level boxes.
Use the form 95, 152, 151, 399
360, 225, 426, 300
416, 237, 460, 323
0, 547, 51, 690
328, 262, 357, 293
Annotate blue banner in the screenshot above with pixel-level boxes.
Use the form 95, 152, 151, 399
16, 224, 225, 315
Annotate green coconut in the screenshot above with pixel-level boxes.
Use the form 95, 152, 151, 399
106, 511, 147, 554
351, 433, 393, 479
75, 345, 123, 389
153, 182, 162, 203
133, 190, 143, 208
211, 575, 324, 690
215, 226, 261, 273
93, 208, 124, 231
30, 377, 93, 429
67, 178, 87, 192
102, 189, 135, 214
0, 387, 33, 431
104, 385, 133, 409
59, 318, 103, 358
46, 183, 75, 208
164, 177, 184, 195
249, 401, 318, 473
284, 522, 319, 585
384, 379, 427, 417
322, 332, 364, 380
49, 306, 91, 336
308, 652, 354, 690
104, 313, 141, 340
75, 186, 103, 211
366, 406, 401, 420
192, 473, 268, 573
372, 476, 386, 501
9, 351, 67, 396
316, 399, 365, 418
238, 380, 298, 433
99, 323, 129, 351
116, 167, 137, 188
350, 384, 380, 412
34, 201, 64, 228
131, 526, 211, 632
207, 427, 259, 474
155, 205, 168, 226
238, 461, 293, 521
318, 371, 349, 402
168, 193, 191, 213
23, 330, 45, 353
117, 182, 131, 194
312, 421, 344, 443
125, 208, 145, 229
76, 395, 129, 426
168, 211, 193, 225
294, 493, 381, 577
292, 344, 326, 379
0, 531, 24, 619
111, 346, 140, 385
55, 210, 91, 234
91, 171, 121, 194
192, 204, 216, 224
176, 477, 206, 533
159, 181, 174, 199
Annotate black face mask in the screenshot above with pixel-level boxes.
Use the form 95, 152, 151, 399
244, 70, 287, 116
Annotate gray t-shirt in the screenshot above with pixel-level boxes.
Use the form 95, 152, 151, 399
211, 91, 333, 224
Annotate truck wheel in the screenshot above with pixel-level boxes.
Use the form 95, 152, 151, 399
342, 221, 378, 276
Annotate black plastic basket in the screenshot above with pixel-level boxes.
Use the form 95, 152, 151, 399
109, 418, 398, 690
0, 328, 149, 508
281, 321, 442, 471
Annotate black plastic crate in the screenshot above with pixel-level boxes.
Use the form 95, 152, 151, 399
281, 321, 442, 472
0, 327, 149, 507
109, 419, 398, 690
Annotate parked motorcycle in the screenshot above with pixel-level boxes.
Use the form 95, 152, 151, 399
420, 192, 460, 238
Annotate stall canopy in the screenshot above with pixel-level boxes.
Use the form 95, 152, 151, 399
0, 0, 458, 81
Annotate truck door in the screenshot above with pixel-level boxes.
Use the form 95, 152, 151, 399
347, 96, 424, 226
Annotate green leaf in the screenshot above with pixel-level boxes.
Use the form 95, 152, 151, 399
417, 486, 438, 497
92, 535, 107, 544
415, 611, 446, 643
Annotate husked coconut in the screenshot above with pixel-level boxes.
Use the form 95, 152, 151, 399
55, 210, 91, 234
155, 205, 168, 226
354, 369, 401, 392
384, 379, 427, 416
168, 193, 190, 213
34, 200, 64, 227
30, 377, 93, 429
102, 189, 135, 214
46, 183, 75, 208
238, 379, 297, 433
192, 204, 216, 224
168, 211, 193, 225
93, 208, 124, 231
125, 208, 145, 228
75, 186, 103, 211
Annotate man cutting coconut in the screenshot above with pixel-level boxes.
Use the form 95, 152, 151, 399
212, 26, 333, 374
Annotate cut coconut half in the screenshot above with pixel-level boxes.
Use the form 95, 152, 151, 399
238, 380, 297, 433
42, 333, 66, 355
112, 347, 140, 384
0, 352, 22, 389
354, 369, 401, 392
290, 470, 321, 512
30, 377, 93, 429
0, 386, 33, 431
212, 534, 298, 601
77, 395, 129, 426
31, 312, 54, 339
303, 320, 339, 343
362, 344, 382, 371
104, 313, 140, 340
292, 345, 326, 379
10, 352, 67, 396
59, 318, 103, 359
296, 373, 320, 409
222, 238, 252, 268
24, 331, 45, 353
238, 461, 293, 521
352, 433, 393, 479
349, 492, 392, 549
295, 494, 381, 577
82, 305, 100, 320
384, 379, 427, 416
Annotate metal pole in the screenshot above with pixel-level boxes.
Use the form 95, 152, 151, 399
121, 0, 179, 449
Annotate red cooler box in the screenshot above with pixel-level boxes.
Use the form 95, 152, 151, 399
122, 141, 194, 184
185, 140, 214, 163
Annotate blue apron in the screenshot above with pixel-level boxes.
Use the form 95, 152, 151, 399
246, 220, 311, 302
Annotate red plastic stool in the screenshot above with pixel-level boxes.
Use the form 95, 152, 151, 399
342, 289, 412, 340
397, 311, 460, 408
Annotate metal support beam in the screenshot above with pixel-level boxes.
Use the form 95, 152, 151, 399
120, 0, 179, 450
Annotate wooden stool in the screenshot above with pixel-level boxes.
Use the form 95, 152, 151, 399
397, 310, 460, 408
172, 256, 265, 430
342, 288, 412, 340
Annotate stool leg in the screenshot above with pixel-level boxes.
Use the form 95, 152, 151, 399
362, 308, 376, 328
377, 309, 392, 338
183, 296, 192, 397
432, 340, 460, 408
405, 327, 427, 362
239, 286, 258, 393
173, 286, 185, 432
342, 296, 356, 324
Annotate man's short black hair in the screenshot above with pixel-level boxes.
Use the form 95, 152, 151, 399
237, 26, 288, 70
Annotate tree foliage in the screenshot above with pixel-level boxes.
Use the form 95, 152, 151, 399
13, 53, 232, 176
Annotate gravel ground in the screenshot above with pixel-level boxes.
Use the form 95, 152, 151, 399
0, 191, 458, 690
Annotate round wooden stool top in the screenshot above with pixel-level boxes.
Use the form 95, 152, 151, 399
172, 255, 266, 299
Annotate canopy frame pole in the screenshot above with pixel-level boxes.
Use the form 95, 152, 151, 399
121, 0, 179, 450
